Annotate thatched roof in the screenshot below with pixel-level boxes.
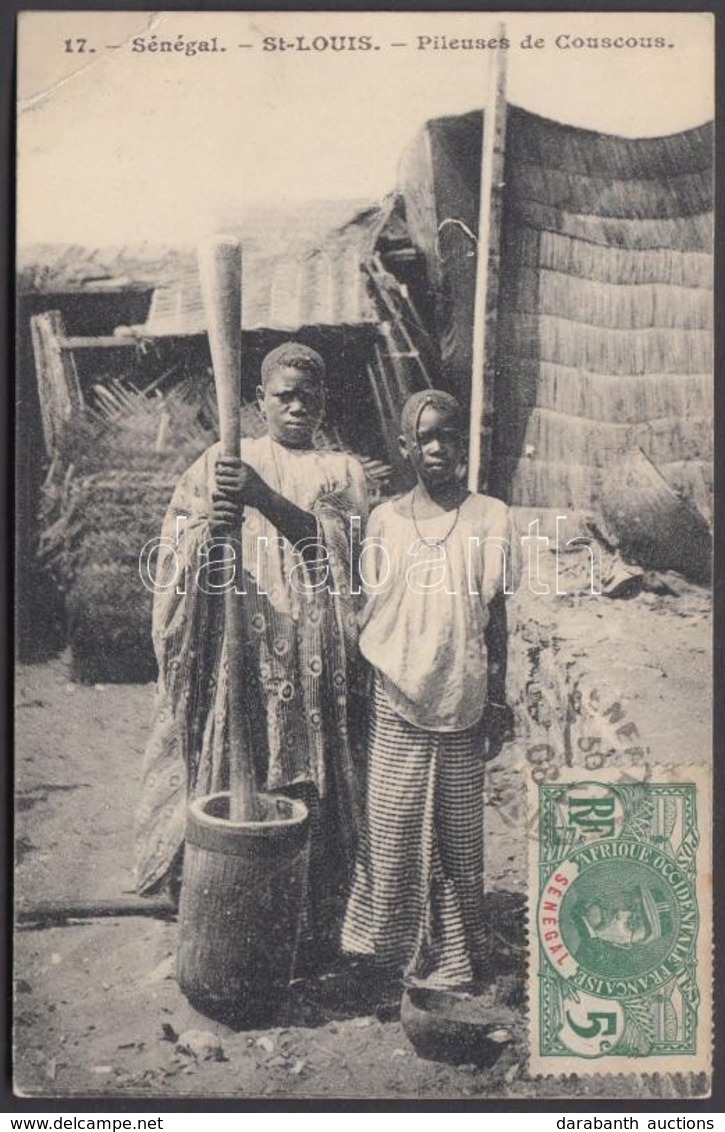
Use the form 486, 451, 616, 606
17, 243, 185, 294
17, 197, 381, 321
140, 201, 391, 336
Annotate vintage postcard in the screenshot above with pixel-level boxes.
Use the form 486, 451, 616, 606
15, 11, 713, 1101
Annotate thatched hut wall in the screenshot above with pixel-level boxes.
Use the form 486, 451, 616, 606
491, 108, 713, 516
397, 107, 713, 518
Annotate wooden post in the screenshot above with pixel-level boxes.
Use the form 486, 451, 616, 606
467, 27, 508, 494
30, 311, 84, 455
198, 237, 258, 824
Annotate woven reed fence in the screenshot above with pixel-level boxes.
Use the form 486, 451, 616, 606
488, 108, 713, 519
39, 378, 231, 682
41, 375, 391, 683
62, 472, 182, 683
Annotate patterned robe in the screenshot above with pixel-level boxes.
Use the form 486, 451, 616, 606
134, 436, 368, 915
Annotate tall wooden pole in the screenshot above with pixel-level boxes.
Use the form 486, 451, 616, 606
198, 237, 258, 824
467, 26, 508, 494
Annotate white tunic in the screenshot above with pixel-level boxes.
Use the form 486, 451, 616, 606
358, 492, 511, 732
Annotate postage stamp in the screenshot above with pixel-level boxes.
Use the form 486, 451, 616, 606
528, 767, 712, 1077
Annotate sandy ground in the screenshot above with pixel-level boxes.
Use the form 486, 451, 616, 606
14, 569, 712, 1102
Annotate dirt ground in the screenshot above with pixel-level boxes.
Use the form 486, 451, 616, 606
14, 566, 712, 1102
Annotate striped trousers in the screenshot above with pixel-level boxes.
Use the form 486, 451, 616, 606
342, 677, 489, 989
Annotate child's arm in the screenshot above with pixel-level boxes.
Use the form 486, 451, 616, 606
484, 590, 507, 706
480, 591, 514, 759
213, 455, 317, 546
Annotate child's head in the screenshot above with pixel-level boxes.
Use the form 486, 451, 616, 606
257, 343, 326, 449
399, 390, 466, 488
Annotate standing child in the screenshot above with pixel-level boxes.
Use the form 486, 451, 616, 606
135, 343, 368, 960
342, 390, 513, 990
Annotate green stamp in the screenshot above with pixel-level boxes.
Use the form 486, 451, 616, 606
530, 775, 710, 1071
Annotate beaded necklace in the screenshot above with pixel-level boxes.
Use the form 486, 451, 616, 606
411, 485, 466, 547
